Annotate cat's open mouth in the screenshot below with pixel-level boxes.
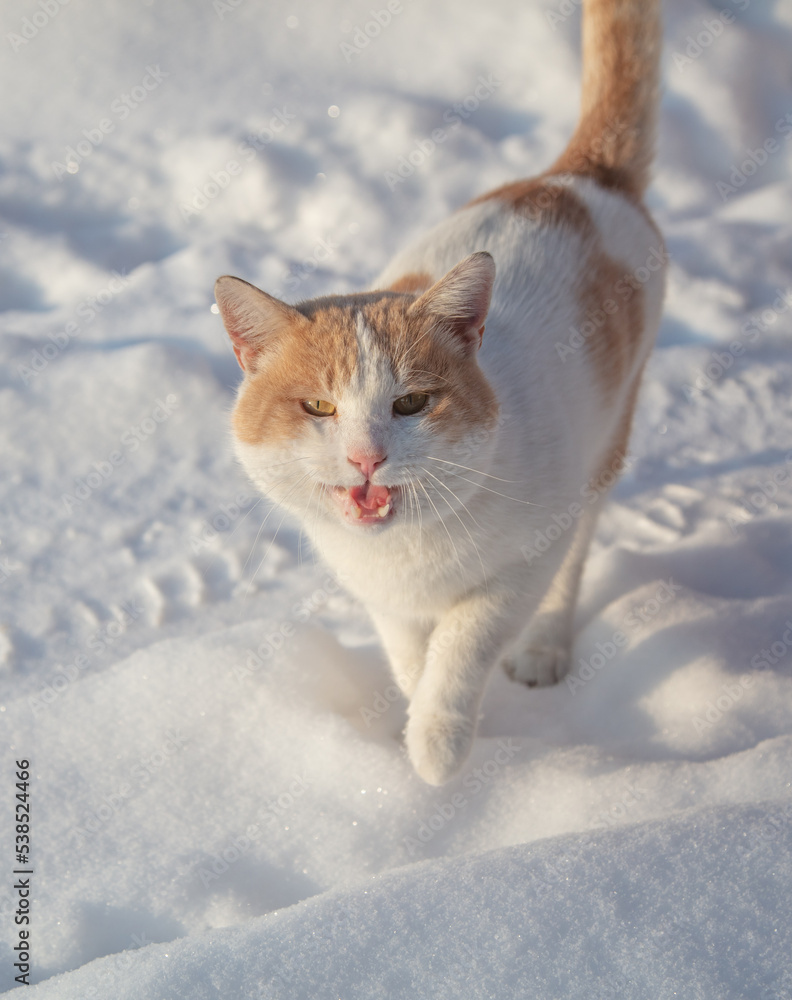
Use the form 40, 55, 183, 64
332, 483, 395, 526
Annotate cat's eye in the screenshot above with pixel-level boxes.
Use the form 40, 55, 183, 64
301, 399, 337, 417
393, 392, 429, 416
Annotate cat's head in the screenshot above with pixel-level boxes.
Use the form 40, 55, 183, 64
215, 252, 499, 532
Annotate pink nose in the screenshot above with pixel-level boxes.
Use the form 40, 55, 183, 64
348, 450, 387, 481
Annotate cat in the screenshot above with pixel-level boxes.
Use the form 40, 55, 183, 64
214, 0, 665, 785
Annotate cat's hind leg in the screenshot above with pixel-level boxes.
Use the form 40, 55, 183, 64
501, 502, 601, 687
504, 375, 646, 687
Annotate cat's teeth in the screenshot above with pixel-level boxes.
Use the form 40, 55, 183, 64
352, 506, 361, 519
377, 504, 391, 518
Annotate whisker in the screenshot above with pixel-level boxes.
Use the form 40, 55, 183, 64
238, 470, 311, 583
429, 466, 549, 508
258, 455, 311, 474
298, 480, 318, 570
306, 481, 325, 575
426, 455, 525, 485
392, 307, 443, 377
241, 473, 312, 601
416, 478, 466, 581
405, 477, 414, 532
413, 479, 423, 556
224, 495, 264, 542
403, 368, 451, 386
421, 468, 489, 592
247, 503, 298, 595
420, 466, 484, 532
392, 307, 413, 378
239, 503, 276, 588
401, 320, 440, 359
407, 478, 423, 559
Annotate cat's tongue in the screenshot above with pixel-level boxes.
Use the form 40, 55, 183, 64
335, 482, 394, 525
349, 483, 391, 513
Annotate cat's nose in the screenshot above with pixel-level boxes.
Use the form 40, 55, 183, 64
348, 450, 387, 481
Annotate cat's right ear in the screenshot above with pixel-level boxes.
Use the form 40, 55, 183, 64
407, 252, 496, 358
214, 276, 303, 372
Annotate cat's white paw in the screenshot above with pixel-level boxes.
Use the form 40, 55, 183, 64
404, 709, 475, 786
501, 645, 570, 687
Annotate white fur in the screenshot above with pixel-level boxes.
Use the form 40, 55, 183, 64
234, 177, 666, 785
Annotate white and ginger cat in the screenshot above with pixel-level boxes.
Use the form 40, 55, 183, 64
215, 0, 665, 784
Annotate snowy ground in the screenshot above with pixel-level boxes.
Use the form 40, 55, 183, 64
1, 0, 792, 995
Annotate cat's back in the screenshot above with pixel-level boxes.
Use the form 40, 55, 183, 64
376, 174, 664, 429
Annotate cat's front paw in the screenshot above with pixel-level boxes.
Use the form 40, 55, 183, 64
404, 709, 475, 786
501, 645, 570, 687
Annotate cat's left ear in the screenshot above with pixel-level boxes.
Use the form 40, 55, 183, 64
408, 251, 495, 357
214, 275, 305, 372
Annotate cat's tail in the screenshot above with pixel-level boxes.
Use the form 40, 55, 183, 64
550, 0, 662, 199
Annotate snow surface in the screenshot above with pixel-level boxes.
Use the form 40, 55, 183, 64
1, 0, 791, 995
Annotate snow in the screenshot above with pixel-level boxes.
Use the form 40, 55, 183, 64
1, 0, 791, 995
